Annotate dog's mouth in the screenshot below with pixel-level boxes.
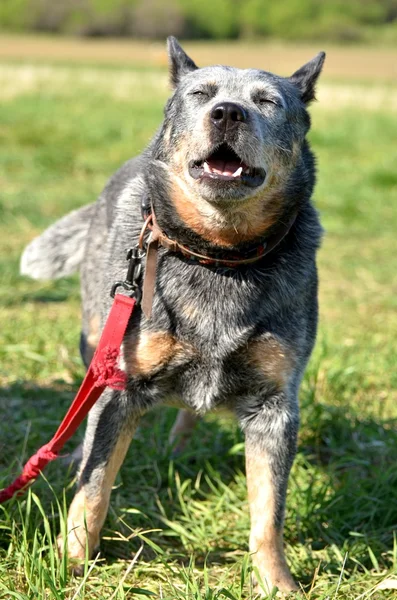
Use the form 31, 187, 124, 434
188, 143, 266, 188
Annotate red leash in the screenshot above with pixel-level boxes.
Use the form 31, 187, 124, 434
0, 294, 136, 504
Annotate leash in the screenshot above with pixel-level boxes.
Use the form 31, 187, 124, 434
0, 200, 296, 503
0, 237, 147, 504
0, 293, 136, 503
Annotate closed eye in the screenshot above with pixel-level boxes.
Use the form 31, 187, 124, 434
190, 85, 218, 100
252, 91, 283, 108
256, 97, 279, 107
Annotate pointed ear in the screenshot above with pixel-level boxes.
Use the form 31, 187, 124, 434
167, 36, 198, 88
289, 52, 326, 104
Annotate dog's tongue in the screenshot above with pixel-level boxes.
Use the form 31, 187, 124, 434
205, 158, 242, 177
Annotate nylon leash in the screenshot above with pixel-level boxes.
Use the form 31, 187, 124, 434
0, 294, 136, 504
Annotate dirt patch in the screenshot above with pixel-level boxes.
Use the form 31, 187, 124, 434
1, 35, 396, 82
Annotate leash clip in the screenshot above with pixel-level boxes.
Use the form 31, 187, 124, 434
110, 245, 145, 303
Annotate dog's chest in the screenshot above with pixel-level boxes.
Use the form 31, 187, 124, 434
123, 295, 252, 380
122, 323, 247, 412
157, 257, 258, 354
120, 258, 292, 411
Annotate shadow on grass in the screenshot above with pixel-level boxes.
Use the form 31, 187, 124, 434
1, 382, 396, 578
101, 403, 397, 576
0, 275, 79, 307
291, 402, 397, 582
19, 289, 74, 304
22, 276, 79, 304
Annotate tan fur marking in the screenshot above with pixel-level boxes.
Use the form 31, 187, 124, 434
246, 450, 297, 593
247, 336, 293, 389
163, 124, 172, 146
58, 431, 133, 563
170, 178, 280, 247
124, 331, 194, 377
166, 132, 302, 249
181, 301, 199, 320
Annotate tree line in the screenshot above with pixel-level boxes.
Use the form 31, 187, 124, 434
1, 0, 397, 42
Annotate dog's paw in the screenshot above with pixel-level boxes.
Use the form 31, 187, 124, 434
57, 533, 100, 577
57, 528, 99, 576
252, 572, 299, 597
69, 560, 86, 578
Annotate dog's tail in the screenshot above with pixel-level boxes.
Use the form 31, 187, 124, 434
20, 203, 96, 280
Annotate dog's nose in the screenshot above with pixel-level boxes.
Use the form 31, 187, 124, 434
210, 102, 247, 131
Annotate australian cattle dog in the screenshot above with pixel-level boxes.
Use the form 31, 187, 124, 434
21, 37, 325, 594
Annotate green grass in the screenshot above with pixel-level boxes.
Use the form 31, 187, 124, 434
0, 57, 396, 599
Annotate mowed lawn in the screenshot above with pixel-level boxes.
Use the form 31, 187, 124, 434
0, 39, 396, 599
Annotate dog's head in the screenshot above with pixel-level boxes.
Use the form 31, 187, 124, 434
157, 38, 325, 206
150, 38, 325, 247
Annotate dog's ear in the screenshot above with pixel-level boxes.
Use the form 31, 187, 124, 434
167, 36, 198, 88
289, 52, 326, 104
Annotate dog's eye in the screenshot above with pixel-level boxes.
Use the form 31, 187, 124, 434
256, 97, 278, 107
191, 90, 208, 97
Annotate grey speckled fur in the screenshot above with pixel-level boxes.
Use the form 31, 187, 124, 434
22, 38, 325, 592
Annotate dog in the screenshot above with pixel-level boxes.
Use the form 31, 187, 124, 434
21, 37, 325, 594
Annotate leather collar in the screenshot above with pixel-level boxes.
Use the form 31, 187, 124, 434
139, 203, 298, 318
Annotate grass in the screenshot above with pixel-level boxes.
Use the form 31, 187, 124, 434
0, 39, 396, 599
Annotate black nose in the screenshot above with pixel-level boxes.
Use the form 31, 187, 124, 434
210, 102, 247, 131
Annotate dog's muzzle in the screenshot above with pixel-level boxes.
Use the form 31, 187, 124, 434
188, 142, 266, 188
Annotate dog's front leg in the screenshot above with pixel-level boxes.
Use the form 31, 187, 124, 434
239, 398, 299, 595
57, 388, 142, 573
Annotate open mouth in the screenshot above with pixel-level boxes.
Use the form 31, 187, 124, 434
188, 143, 266, 188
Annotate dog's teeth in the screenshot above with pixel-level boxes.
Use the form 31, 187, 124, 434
232, 166, 243, 178
203, 161, 211, 173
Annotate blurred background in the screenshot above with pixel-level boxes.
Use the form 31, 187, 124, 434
1, 0, 397, 42
0, 2, 396, 599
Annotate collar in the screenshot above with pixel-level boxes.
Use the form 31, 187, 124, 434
139, 203, 298, 318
